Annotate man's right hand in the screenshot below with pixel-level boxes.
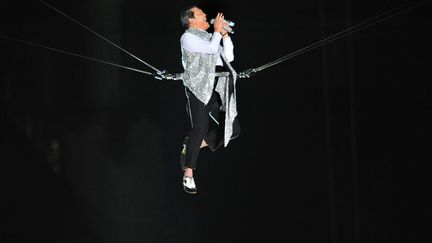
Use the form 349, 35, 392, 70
213, 12, 228, 34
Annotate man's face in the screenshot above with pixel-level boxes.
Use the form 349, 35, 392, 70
189, 7, 210, 30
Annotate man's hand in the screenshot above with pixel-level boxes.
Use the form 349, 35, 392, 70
213, 12, 229, 35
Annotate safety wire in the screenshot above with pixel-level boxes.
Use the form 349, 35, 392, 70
0, 34, 152, 75
39, 0, 162, 74
0, 1, 164, 77
238, 0, 432, 78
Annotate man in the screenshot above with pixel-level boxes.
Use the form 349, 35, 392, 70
179, 5, 240, 194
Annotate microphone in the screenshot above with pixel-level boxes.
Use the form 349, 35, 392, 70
210, 18, 235, 26
210, 18, 235, 34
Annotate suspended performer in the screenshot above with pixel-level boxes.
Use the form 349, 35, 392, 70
179, 5, 240, 194
3, 0, 423, 195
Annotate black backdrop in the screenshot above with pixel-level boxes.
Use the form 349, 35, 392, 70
1, 0, 431, 242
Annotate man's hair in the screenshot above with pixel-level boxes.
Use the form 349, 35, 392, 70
180, 5, 196, 29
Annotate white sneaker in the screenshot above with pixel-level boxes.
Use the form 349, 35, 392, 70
183, 176, 197, 194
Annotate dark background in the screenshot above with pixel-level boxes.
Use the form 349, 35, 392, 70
1, 0, 431, 242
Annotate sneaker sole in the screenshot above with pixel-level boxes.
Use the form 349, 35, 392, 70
183, 187, 197, 194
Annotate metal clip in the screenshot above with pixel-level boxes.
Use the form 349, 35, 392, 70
237, 68, 257, 79
153, 70, 182, 80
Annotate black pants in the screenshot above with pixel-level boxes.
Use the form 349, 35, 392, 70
183, 87, 224, 170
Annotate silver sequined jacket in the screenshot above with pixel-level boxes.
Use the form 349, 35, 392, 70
180, 28, 238, 147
